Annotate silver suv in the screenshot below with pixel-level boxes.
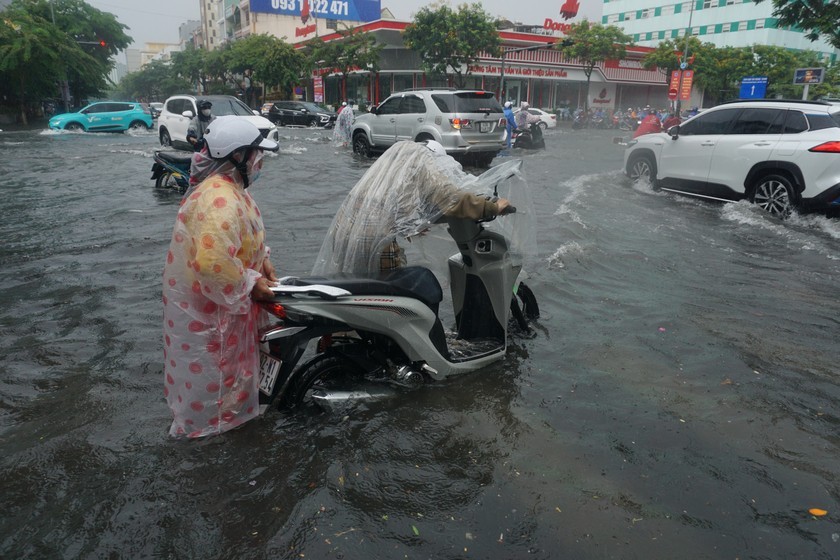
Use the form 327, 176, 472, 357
157, 94, 279, 150
351, 88, 506, 167
624, 99, 840, 216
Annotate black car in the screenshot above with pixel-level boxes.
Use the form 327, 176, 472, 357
267, 101, 336, 128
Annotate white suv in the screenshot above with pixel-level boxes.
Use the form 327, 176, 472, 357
351, 88, 506, 167
158, 95, 279, 150
624, 100, 840, 216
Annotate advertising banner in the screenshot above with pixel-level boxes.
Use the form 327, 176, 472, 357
679, 70, 693, 100
313, 76, 324, 103
250, 0, 381, 22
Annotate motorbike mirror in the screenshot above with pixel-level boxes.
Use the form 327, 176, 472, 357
182, 110, 194, 118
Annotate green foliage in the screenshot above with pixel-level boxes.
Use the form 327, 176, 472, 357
555, 21, 633, 109
114, 60, 192, 101
228, 34, 308, 98
171, 46, 209, 93
754, 0, 840, 50
403, 2, 500, 88
306, 25, 382, 99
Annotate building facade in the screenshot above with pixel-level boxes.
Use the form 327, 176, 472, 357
602, 0, 839, 62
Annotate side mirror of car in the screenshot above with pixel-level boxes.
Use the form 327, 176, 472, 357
369, 106, 379, 115
182, 110, 194, 118
668, 125, 680, 139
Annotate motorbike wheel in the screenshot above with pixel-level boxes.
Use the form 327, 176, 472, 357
289, 354, 365, 411
155, 171, 184, 190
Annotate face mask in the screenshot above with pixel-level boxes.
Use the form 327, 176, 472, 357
201, 109, 211, 117
247, 150, 265, 184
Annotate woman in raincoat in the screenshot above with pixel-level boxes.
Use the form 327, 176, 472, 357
333, 101, 354, 147
162, 116, 279, 438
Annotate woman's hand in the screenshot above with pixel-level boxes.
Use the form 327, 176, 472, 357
496, 198, 511, 215
261, 258, 278, 282
251, 277, 275, 301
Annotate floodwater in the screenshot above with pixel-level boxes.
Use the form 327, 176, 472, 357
1, 123, 838, 559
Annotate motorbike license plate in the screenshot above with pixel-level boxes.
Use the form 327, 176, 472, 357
258, 352, 281, 396
479, 121, 491, 133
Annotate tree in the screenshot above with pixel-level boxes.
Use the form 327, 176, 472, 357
23, 0, 132, 104
227, 34, 308, 102
554, 21, 633, 110
0, 3, 100, 123
750, 45, 822, 99
692, 45, 753, 104
307, 26, 382, 101
753, 0, 840, 50
403, 3, 500, 88
171, 46, 209, 94
115, 60, 191, 101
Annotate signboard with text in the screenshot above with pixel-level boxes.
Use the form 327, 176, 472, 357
313, 76, 324, 103
250, 0, 381, 22
669, 70, 680, 100
739, 76, 768, 99
679, 70, 693, 101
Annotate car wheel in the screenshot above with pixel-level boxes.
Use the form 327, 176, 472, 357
309, 118, 318, 127
65, 122, 83, 131
128, 120, 147, 131
627, 153, 657, 187
160, 129, 171, 147
352, 132, 371, 157
750, 173, 797, 217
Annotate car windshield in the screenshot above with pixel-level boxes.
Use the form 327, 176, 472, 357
300, 102, 329, 113
202, 97, 254, 116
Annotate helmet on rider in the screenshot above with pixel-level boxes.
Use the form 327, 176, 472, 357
422, 139, 447, 157
521, 101, 529, 109
202, 116, 278, 188
198, 99, 212, 111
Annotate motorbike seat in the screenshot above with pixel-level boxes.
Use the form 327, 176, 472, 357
156, 150, 193, 165
291, 266, 443, 314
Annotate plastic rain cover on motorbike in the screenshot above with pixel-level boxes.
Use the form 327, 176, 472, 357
311, 140, 536, 276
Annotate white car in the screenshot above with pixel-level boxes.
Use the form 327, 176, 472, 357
157, 95, 279, 150
623, 99, 840, 216
513, 107, 557, 129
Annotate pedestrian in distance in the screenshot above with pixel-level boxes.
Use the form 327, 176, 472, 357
333, 101, 354, 147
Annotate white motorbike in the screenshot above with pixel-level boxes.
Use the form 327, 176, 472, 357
257, 157, 539, 411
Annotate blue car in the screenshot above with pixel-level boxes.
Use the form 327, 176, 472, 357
48, 101, 153, 132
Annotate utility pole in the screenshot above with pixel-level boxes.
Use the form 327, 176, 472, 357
676, 0, 696, 114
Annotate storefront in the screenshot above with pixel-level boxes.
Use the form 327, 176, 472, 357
304, 20, 668, 112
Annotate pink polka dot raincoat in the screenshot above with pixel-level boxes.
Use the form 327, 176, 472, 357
163, 173, 269, 438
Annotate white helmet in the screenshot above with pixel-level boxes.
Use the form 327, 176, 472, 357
203, 116, 278, 159
423, 139, 447, 157
521, 101, 529, 109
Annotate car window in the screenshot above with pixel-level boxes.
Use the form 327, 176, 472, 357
377, 97, 402, 116
82, 103, 105, 114
804, 112, 840, 131
831, 111, 840, 127
400, 95, 426, 114
432, 94, 454, 113
166, 99, 186, 114
452, 92, 503, 114
206, 98, 253, 116
728, 108, 784, 134
783, 110, 808, 134
678, 108, 739, 135
301, 102, 326, 113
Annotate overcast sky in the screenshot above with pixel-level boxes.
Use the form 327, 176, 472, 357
85, 0, 601, 50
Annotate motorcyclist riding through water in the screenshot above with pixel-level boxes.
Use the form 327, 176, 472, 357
187, 100, 214, 151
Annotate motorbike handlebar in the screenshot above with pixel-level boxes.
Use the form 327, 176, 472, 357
500, 206, 517, 215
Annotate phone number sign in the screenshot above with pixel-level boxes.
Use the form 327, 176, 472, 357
250, 0, 381, 22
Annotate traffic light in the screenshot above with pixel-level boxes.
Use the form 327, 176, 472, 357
99, 39, 106, 47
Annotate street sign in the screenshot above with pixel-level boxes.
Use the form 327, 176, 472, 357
793, 68, 824, 85
739, 76, 768, 99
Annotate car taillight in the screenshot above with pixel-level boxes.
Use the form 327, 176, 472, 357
259, 301, 287, 319
809, 141, 840, 153
498, 117, 506, 127
450, 118, 471, 130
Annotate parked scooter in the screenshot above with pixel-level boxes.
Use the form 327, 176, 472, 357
255, 157, 539, 411
513, 122, 546, 150
151, 149, 192, 191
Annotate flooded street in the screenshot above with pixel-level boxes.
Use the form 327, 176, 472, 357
1, 123, 838, 559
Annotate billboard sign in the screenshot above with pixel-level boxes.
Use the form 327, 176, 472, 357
793, 67, 824, 85
739, 76, 768, 99
250, 0, 381, 22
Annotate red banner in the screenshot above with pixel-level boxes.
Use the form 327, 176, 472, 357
680, 70, 694, 100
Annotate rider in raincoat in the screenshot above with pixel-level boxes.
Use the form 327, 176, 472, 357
312, 140, 511, 276
163, 116, 279, 438
333, 101, 354, 146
